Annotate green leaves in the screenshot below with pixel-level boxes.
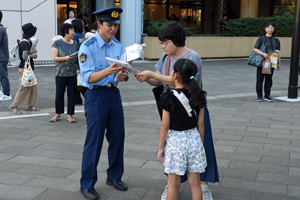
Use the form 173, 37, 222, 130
221, 16, 293, 37
143, 18, 196, 37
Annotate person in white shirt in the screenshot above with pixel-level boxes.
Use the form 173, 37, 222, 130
64, 10, 75, 24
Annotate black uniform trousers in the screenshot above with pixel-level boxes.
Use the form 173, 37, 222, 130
55, 76, 77, 115
80, 86, 125, 190
256, 67, 275, 98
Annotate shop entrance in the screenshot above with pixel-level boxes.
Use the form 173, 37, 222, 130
57, 0, 77, 34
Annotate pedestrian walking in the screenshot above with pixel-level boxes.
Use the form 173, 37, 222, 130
253, 22, 281, 102
9, 23, 39, 114
0, 10, 12, 101
157, 58, 207, 200
50, 23, 79, 123
135, 21, 219, 200
78, 7, 129, 200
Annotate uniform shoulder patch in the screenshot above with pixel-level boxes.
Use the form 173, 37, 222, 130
84, 37, 96, 47
112, 37, 120, 44
80, 53, 87, 63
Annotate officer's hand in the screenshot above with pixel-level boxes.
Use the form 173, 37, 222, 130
65, 56, 73, 61
135, 70, 153, 82
107, 63, 124, 75
116, 70, 128, 82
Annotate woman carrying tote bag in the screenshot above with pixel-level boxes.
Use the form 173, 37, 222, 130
9, 23, 39, 114
253, 22, 281, 102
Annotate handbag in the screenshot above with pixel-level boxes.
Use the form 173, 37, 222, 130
262, 54, 272, 74
152, 55, 171, 120
247, 42, 266, 67
21, 58, 37, 87
77, 69, 82, 86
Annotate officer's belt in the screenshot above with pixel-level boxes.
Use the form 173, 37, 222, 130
93, 83, 114, 89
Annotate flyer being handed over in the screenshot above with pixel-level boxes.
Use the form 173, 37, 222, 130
105, 57, 139, 74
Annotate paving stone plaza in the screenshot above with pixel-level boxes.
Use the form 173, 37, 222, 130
0, 59, 300, 200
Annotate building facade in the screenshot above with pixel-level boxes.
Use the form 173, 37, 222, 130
0, 0, 295, 62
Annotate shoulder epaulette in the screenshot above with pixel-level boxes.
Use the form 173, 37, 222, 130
112, 37, 121, 44
84, 37, 97, 47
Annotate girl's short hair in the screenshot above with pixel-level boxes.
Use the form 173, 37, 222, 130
173, 58, 206, 111
71, 19, 83, 33
263, 22, 276, 36
60, 23, 74, 37
158, 21, 186, 47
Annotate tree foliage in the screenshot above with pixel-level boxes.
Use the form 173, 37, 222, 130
220, 16, 293, 37
143, 18, 196, 37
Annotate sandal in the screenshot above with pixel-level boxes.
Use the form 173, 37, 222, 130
67, 115, 76, 123
9, 105, 22, 114
25, 106, 40, 111
50, 115, 61, 122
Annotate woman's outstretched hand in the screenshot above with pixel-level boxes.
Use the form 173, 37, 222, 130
135, 70, 154, 82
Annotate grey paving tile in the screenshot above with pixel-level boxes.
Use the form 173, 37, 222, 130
15, 165, 76, 178
0, 172, 35, 184
242, 136, 290, 145
250, 191, 300, 200
229, 160, 288, 174
256, 172, 300, 186
25, 176, 80, 192
0, 184, 47, 200
8, 155, 62, 167
218, 167, 257, 180
215, 140, 264, 149
216, 152, 261, 163
221, 177, 287, 195
288, 185, 300, 198
236, 147, 290, 158
33, 189, 84, 200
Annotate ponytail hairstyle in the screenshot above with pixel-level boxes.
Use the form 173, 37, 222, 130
173, 58, 206, 112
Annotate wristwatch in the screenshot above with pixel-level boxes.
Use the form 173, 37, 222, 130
124, 72, 129, 82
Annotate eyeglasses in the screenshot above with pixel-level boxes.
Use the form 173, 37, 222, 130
158, 40, 171, 46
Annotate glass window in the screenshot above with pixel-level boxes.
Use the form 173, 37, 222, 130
274, 0, 295, 16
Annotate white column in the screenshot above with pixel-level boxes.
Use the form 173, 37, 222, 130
240, 0, 259, 18
120, 0, 142, 48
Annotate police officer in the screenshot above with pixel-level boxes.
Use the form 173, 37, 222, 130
79, 7, 129, 200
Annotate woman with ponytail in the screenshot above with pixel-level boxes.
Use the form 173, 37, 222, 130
158, 58, 207, 200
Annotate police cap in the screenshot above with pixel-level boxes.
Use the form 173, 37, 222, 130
92, 7, 123, 25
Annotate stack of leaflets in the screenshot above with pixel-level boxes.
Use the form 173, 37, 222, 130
106, 57, 139, 74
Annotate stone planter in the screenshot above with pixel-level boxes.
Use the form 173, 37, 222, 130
142, 36, 291, 60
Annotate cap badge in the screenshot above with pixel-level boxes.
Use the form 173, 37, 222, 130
111, 11, 119, 18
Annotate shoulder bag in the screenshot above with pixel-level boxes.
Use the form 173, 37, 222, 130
152, 55, 171, 120
247, 39, 266, 67
262, 54, 272, 74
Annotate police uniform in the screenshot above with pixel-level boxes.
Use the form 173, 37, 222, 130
79, 7, 128, 199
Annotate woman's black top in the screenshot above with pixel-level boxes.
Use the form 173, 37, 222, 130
19, 40, 34, 70
254, 36, 280, 54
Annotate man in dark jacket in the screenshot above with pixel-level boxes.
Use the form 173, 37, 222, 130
0, 10, 12, 101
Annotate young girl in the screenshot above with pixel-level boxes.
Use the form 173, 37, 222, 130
157, 58, 207, 200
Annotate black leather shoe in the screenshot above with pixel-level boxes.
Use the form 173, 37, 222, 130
106, 178, 128, 191
80, 188, 99, 200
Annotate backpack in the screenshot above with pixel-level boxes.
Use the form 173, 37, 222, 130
9, 39, 29, 67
